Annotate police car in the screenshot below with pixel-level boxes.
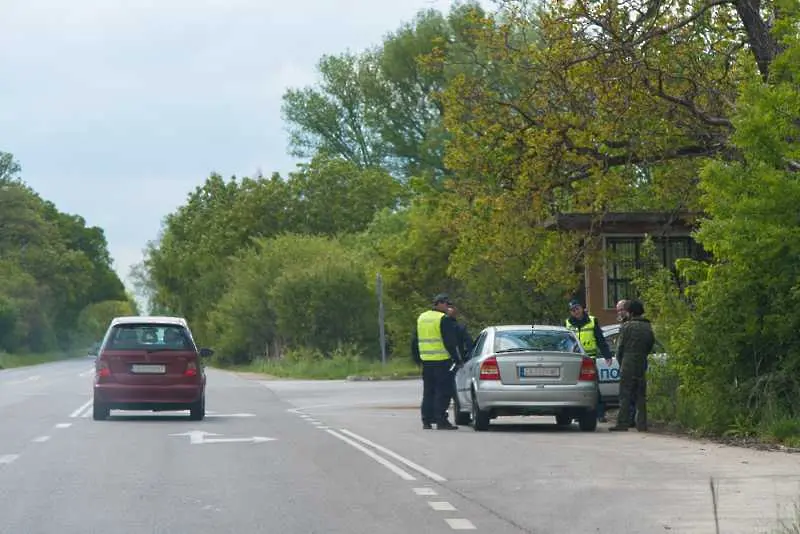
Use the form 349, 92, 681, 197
598, 323, 668, 408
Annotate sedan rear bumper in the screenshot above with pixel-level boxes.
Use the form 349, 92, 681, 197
475, 381, 597, 412
94, 383, 203, 408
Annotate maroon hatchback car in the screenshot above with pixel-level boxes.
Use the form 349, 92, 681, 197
91, 316, 212, 421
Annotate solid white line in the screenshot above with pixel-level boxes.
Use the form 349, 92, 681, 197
32, 436, 51, 443
414, 487, 438, 496
326, 429, 416, 481
0, 454, 19, 465
55, 423, 72, 429
445, 518, 476, 530
429, 501, 457, 511
338, 429, 447, 482
69, 398, 93, 418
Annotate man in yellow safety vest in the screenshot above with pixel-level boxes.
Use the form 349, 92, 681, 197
411, 293, 462, 430
566, 299, 613, 422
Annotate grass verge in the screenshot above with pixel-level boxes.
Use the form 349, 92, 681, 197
0, 351, 78, 369
232, 355, 421, 380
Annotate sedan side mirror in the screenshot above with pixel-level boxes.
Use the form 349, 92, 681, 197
199, 348, 214, 358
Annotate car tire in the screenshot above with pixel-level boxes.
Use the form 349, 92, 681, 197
92, 400, 109, 421
578, 409, 598, 432
470, 390, 490, 431
555, 414, 573, 427
453, 394, 471, 426
189, 395, 205, 421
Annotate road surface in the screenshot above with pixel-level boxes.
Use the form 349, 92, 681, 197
1, 359, 798, 533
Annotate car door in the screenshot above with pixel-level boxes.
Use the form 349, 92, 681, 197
455, 330, 487, 407
599, 327, 621, 403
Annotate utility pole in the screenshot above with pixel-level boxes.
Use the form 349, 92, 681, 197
377, 272, 387, 365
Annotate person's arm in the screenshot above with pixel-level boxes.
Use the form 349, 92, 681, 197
440, 316, 461, 362
462, 324, 474, 356
594, 320, 613, 360
411, 329, 421, 365
616, 323, 627, 366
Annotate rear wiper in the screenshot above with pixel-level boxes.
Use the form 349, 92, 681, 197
495, 347, 541, 353
145, 348, 180, 354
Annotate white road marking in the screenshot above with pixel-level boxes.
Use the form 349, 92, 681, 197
32, 436, 51, 443
338, 429, 447, 482
8, 375, 40, 385
55, 423, 72, 429
69, 398, 93, 418
414, 487, 438, 496
286, 404, 335, 414
169, 430, 276, 445
312, 421, 324, 425
325, 429, 416, 481
429, 501, 457, 511
0, 455, 19, 465
79, 368, 94, 377
445, 519, 476, 530
316, 426, 330, 429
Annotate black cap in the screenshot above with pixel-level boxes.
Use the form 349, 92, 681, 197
433, 293, 452, 305
568, 299, 582, 310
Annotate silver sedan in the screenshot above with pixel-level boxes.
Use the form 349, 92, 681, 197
452, 325, 600, 431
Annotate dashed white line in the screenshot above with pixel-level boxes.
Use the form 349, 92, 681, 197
325, 429, 416, 481
55, 423, 72, 429
445, 518, 476, 530
316, 426, 330, 429
69, 398, 93, 418
0, 454, 19, 465
32, 436, 51, 443
429, 501, 457, 511
338, 429, 447, 482
78, 368, 94, 377
414, 487, 438, 496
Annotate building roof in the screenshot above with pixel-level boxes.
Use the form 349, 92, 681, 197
541, 211, 702, 233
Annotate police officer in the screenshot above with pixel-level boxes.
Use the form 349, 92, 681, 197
565, 299, 613, 422
411, 293, 462, 430
610, 299, 655, 432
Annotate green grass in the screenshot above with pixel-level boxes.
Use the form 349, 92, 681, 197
231, 355, 421, 380
0, 351, 79, 369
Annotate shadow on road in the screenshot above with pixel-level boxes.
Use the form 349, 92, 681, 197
103, 413, 240, 423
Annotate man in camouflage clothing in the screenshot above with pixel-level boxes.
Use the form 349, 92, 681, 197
609, 299, 655, 432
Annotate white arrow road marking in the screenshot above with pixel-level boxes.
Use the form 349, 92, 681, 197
0, 455, 19, 465
169, 430, 276, 445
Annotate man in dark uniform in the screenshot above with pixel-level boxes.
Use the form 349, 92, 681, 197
446, 304, 473, 361
610, 299, 655, 432
411, 293, 461, 430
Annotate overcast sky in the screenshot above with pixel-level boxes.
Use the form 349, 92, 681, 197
0, 0, 458, 296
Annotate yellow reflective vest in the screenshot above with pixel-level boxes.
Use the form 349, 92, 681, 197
417, 310, 450, 361
566, 315, 598, 357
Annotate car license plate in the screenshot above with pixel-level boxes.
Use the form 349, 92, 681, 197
130, 364, 166, 374
520, 366, 560, 378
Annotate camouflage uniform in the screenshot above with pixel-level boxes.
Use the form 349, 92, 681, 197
612, 317, 655, 431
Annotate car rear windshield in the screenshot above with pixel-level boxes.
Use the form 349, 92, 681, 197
105, 324, 194, 351
494, 330, 582, 353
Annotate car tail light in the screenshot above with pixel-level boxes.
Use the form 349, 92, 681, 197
184, 361, 198, 377
479, 356, 500, 380
579, 357, 597, 381
96, 359, 111, 380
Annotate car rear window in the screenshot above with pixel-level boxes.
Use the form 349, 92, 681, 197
494, 330, 582, 353
105, 324, 194, 351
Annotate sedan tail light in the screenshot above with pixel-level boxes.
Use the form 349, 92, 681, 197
578, 357, 597, 381
479, 356, 500, 381
96, 358, 111, 381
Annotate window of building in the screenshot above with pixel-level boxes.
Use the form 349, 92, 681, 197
604, 235, 704, 308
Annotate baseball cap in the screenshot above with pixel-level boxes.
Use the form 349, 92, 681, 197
433, 293, 452, 305
568, 299, 582, 310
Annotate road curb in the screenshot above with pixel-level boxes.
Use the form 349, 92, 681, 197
345, 375, 420, 382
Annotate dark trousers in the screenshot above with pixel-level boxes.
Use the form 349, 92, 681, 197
617, 369, 647, 429
421, 360, 454, 425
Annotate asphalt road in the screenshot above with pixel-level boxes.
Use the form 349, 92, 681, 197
1, 359, 799, 534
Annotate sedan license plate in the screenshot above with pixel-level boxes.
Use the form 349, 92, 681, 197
520, 366, 560, 378
130, 364, 166, 374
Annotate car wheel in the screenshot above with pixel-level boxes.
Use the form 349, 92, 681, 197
92, 400, 109, 421
189, 395, 205, 421
555, 414, 573, 427
578, 409, 598, 431
453, 394, 471, 426
470, 390, 490, 431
